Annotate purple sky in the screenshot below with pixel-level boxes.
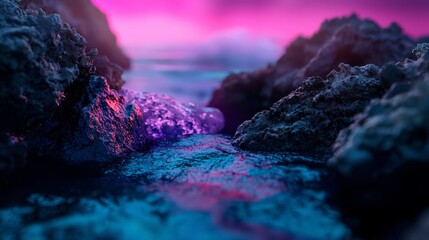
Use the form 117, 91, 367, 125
91, 0, 429, 53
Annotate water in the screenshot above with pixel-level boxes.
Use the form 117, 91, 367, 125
122, 48, 272, 105
0, 135, 350, 239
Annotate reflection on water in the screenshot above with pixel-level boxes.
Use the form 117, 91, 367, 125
0, 135, 349, 239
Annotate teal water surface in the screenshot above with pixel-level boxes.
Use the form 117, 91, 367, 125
0, 135, 349, 240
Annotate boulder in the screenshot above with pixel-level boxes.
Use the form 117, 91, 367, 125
209, 15, 416, 133
327, 44, 429, 236
233, 64, 388, 153
22, 0, 131, 71
30, 76, 147, 167
329, 43, 429, 181
0, 0, 93, 180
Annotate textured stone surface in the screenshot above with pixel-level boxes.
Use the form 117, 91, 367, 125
22, 0, 131, 70
329, 43, 429, 181
30, 76, 147, 167
121, 90, 224, 140
325, 44, 429, 238
0, 0, 91, 136
233, 64, 388, 153
0, 0, 93, 179
209, 15, 416, 133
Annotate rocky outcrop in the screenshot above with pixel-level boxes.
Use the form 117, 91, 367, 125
22, 0, 131, 71
30, 76, 147, 167
209, 15, 416, 133
92, 53, 125, 90
233, 64, 390, 153
0, 0, 91, 136
329, 43, 429, 181
326, 44, 429, 237
0, 0, 93, 180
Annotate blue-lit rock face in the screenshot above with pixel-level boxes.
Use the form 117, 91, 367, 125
324, 44, 429, 237
0, 135, 350, 239
233, 64, 388, 153
209, 15, 417, 133
330, 43, 429, 182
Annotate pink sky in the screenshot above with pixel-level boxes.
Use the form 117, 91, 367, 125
91, 0, 429, 51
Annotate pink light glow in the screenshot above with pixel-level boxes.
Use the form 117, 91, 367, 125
147, 155, 285, 212
91, 0, 429, 50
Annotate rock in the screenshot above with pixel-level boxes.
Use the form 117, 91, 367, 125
121, 90, 225, 140
30, 76, 147, 167
326, 44, 429, 237
233, 64, 388, 153
0, 0, 91, 136
209, 15, 416, 133
329, 44, 429, 181
22, 0, 131, 70
0, 0, 94, 180
91, 51, 125, 90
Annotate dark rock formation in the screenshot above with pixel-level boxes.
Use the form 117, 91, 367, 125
326, 44, 429, 237
233, 64, 389, 153
30, 76, 147, 167
0, 0, 94, 180
0, 0, 134, 178
0, 0, 91, 136
22, 0, 131, 70
329, 43, 429, 181
209, 15, 416, 133
91, 50, 125, 90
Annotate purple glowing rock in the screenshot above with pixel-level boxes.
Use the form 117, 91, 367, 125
120, 89, 224, 140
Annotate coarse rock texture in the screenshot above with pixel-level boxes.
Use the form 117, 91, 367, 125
30, 76, 147, 167
326, 44, 429, 238
0, 0, 93, 180
329, 43, 429, 181
233, 64, 389, 153
0, 0, 91, 136
121, 90, 224, 140
21, 0, 131, 70
209, 15, 416, 133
